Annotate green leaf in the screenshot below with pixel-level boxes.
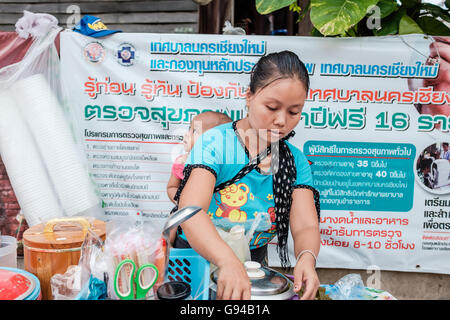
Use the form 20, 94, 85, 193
289, 2, 302, 14
310, 0, 380, 36
376, 0, 399, 18
346, 26, 358, 36
398, 14, 424, 34
446, 0, 450, 9
420, 3, 450, 23
400, 0, 421, 9
373, 7, 405, 36
255, 0, 296, 15
417, 16, 450, 36
310, 27, 325, 37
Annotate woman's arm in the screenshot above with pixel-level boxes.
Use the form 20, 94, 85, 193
178, 167, 251, 300
290, 188, 321, 300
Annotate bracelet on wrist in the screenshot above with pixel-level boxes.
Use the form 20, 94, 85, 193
296, 249, 317, 267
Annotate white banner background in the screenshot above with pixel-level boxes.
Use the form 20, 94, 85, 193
60, 31, 450, 274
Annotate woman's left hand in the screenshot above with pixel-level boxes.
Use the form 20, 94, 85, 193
293, 253, 320, 300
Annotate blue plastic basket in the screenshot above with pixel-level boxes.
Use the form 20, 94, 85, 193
167, 248, 210, 300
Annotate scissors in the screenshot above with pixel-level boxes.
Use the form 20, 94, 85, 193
113, 259, 159, 300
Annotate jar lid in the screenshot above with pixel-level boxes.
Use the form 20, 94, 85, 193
212, 261, 289, 296
157, 281, 191, 300
23, 217, 106, 250
0, 268, 36, 300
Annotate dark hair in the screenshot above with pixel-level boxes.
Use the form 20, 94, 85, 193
419, 158, 433, 171
249, 50, 310, 94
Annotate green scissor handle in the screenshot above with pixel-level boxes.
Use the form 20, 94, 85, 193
114, 259, 136, 300
134, 263, 159, 300
114, 259, 159, 300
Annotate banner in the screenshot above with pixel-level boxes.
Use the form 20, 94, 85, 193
60, 31, 450, 274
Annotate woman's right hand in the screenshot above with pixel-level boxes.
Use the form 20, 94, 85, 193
215, 256, 252, 300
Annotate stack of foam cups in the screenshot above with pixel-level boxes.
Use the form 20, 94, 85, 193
0, 90, 63, 226
10, 74, 100, 217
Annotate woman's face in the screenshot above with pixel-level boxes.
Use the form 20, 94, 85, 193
246, 77, 306, 143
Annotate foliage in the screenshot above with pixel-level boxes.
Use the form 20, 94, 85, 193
255, 0, 450, 36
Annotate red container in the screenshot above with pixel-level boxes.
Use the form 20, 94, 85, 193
0, 267, 41, 300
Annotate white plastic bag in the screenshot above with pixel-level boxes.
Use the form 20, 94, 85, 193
103, 218, 165, 300
222, 21, 246, 35
0, 23, 103, 226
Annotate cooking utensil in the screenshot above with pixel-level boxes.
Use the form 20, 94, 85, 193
162, 206, 202, 239
210, 261, 296, 300
161, 206, 202, 272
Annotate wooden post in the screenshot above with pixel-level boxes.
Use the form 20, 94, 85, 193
199, 0, 233, 34
297, 0, 313, 36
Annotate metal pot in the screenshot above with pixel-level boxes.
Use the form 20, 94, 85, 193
210, 261, 296, 300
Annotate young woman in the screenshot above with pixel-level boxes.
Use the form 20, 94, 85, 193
172, 51, 321, 300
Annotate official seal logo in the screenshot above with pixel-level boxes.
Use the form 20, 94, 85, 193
117, 43, 136, 66
83, 42, 105, 64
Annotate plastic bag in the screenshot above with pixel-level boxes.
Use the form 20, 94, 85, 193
222, 21, 246, 35
212, 211, 272, 234
210, 212, 271, 273
50, 265, 83, 300
50, 228, 107, 300
0, 24, 61, 90
103, 218, 165, 300
327, 274, 367, 300
217, 225, 251, 264
15, 10, 58, 40
0, 16, 104, 227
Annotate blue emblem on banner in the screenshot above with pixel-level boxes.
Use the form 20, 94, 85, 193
117, 43, 135, 66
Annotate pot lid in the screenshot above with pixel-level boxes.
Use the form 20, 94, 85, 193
157, 281, 191, 300
0, 268, 35, 300
212, 261, 290, 296
23, 217, 106, 250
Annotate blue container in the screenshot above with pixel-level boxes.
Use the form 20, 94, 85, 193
167, 248, 210, 300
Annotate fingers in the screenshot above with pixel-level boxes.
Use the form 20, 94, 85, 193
294, 268, 320, 300
299, 278, 319, 300
429, 41, 450, 64
433, 36, 450, 46
242, 285, 252, 300
216, 279, 225, 300
218, 286, 251, 300
423, 58, 450, 89
216, 278, 251, 300
220, 282, 233, 300
293, 273, 303, 293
